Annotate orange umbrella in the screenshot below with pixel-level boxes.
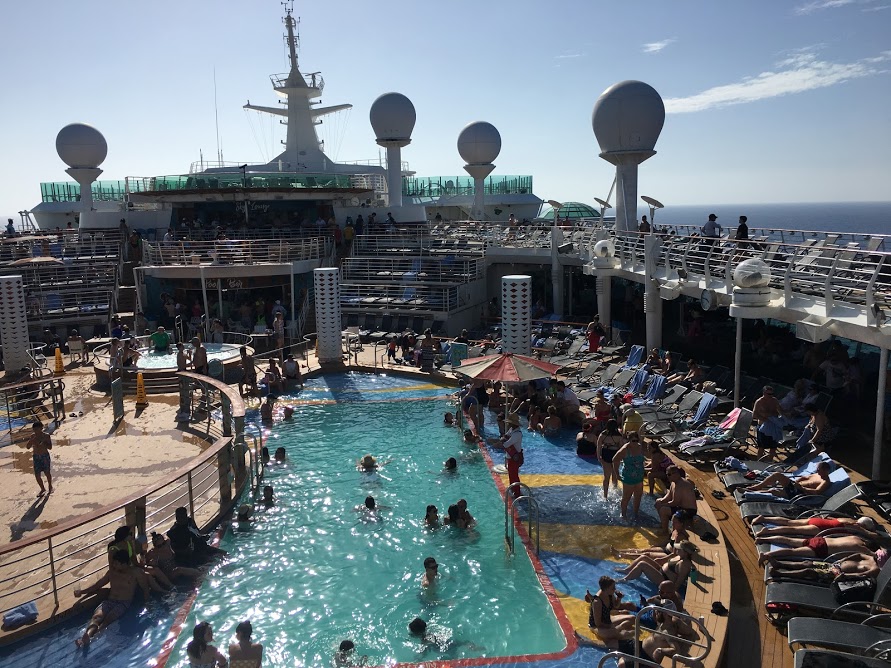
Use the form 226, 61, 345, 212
455, 353, 561, 383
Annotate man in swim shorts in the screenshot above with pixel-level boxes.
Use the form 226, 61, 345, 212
191, 337, 209, 376
768, 550, 887, 583
26, 421, 53, 496
743, 461, 833, 498
655, 467, 697, 531
74, 550, 137, 646
757, 533, 881, 566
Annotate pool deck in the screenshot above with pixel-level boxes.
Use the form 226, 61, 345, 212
0, 346, 803, 667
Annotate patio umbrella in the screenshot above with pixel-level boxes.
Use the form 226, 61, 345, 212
455, 353, 561, 383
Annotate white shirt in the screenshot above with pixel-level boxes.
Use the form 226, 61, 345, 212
503, 428, 523, 456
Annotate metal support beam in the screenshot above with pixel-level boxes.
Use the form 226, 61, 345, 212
874, 347, 888, 479
734, 318, 743, 409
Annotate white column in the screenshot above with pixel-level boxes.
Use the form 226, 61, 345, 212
313, 268, 342, 364
614, 163, 639, 233
0, 276, 30, 371
386, 146, 403, 208
501, 275, 531, 355
874, 347, 888, 479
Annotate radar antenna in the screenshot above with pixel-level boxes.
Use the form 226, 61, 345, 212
282, 1, 300, 69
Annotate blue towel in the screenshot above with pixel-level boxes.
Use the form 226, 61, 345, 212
623, 345, 644, 369
628, 369, 649, 396
2, 601, 38, 629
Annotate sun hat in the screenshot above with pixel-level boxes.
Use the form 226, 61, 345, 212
505, 413, 520, 427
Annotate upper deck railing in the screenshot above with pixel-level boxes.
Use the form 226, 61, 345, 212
126, 172, 356, 194
341, 256, 486, 284
141, 236, 332, 267
402, 175, 533, 198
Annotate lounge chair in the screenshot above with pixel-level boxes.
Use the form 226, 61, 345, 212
610, 368, 638, 391
626, 368, 650, 396
636, 384, 688, 415
639, 389, 702, 424
370, 315, 394, 341
855, 481, 891, 525
572, 360, 603, 384
737, 479, 860, 521
641, 393, 717, 443
677, 408, 755, 459
623, 345, 645, 369
792, 648, 891, 668
768, 559, 891, 626
717, 448, 824, 491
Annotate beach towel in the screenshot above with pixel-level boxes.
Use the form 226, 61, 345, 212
2, 601, 38, 629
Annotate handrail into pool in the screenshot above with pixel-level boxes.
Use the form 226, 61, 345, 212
595, 605, 711, 668
509, 494, 540, 556
0, 372, 252, 646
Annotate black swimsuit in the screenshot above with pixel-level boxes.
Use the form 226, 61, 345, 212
599, 435, 623, 463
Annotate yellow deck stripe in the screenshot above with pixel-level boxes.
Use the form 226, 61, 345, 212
499, 473, 603, 488
538, 523, 665, 562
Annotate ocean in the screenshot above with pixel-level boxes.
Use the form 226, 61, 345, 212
636, 201, 890, 236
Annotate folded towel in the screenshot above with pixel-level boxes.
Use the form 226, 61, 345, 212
2, 601, 38, 629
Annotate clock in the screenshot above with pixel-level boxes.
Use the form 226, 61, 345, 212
700, 289, 717, 312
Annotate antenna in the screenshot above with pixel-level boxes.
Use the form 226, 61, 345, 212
213, 67, 222, 164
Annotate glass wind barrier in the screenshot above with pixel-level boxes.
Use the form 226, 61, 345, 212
403, 175, 533, 197
130, 173, 354, 192
40, 181, 130, 203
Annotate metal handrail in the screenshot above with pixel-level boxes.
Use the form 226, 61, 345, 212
509, 494, 540, 556
504, 482, 535, 554
597, 651, 664, 668
632, 605, 711, 667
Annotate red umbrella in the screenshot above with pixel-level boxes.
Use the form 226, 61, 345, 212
455, 353, 561, 383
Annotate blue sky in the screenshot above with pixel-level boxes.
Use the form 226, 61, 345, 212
1, 0, 889, 219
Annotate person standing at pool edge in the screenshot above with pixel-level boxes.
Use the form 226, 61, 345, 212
26, 421, 53, 496
488, 413, 524, 497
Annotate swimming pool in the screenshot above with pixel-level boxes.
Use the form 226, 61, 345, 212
0, 373, 670, 668
136, 343, 242, 370
163, 372, 568, 665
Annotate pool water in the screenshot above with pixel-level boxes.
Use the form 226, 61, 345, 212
0, 373, 669, 668
164, 373, 567, 666
136, 343, 240, 370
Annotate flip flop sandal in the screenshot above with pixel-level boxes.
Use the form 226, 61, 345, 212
69, 412, 77, 418
701, 531, 719, 542
711, 601, 728, 615
711, 490, 726, 499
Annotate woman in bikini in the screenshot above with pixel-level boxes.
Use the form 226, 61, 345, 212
611, 512, 690, 561
613, 432, 646, 521
596, 419, 624, 499
618, 541, 698, 589
752, 515, 877, 539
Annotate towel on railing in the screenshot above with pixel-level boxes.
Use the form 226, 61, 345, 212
2, 601, 38, 629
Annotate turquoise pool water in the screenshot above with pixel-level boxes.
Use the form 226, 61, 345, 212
163, 373, 567, 666
136, 343, 240, 369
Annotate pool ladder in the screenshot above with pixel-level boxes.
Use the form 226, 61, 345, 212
504, 482, 540, 556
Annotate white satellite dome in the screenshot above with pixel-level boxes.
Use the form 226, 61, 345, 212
56, 123, 108, 169
733, 258, 772, 288
457, 121, 501, 165
593, 239, 616, 258
369, 92, 416, 142
592, 80, 665, 154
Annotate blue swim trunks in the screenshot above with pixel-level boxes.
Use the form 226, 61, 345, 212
33, 452, 51, 474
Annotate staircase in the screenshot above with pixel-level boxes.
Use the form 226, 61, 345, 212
116, 285, 138, 328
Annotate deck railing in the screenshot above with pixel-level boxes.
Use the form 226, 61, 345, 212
0, 374, 254, 641
141, 237, 332, 267
340, 256, 485, 284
